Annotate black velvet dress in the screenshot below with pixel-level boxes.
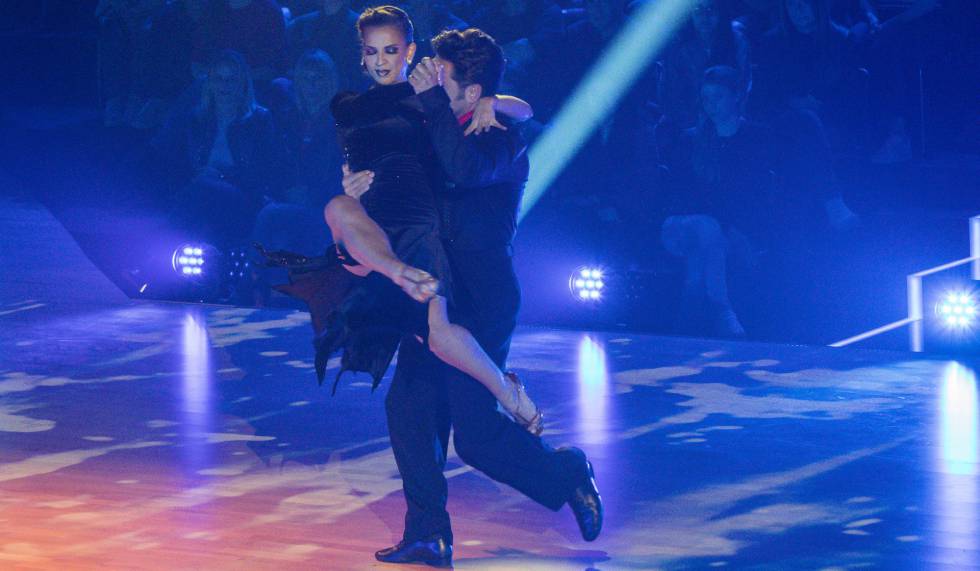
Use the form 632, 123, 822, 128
266, 82, 453, 393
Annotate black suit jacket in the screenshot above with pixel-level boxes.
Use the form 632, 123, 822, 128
416, 87, 529, 350
416, 87, 529, 254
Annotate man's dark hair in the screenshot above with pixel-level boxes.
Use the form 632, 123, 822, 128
431, 28, 505, 96
356, 5, 414, 44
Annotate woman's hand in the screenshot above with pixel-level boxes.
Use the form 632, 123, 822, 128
342, 164, 374, 200
408, 57, 443, 95
465, 97, 507, 136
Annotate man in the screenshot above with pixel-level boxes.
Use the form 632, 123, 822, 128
341, 28, 603, 568
660, 65, 777, 337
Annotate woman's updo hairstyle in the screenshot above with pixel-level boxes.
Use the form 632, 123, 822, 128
356, 5, 414, 44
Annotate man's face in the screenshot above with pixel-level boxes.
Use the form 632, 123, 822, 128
434, 57, 479, 118
700, 82, 738, 124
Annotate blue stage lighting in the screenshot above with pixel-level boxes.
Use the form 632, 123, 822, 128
519, 0, 696, 220
936, 291, 977, 330
172, 244, 211, 279
570, 267, 607, 302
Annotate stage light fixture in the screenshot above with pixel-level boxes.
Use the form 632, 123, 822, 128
570, 266, 606, 302
936, 290, 977, 330
172, 243, 211, 279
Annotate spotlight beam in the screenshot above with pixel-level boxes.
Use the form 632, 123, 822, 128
519, 0, 697, 220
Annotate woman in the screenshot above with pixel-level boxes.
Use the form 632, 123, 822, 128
151, 49, 288, 247
268, 6, 542, 434
252, 49, 342, 303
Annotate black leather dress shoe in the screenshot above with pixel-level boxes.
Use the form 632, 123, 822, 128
568, 458, 603, 542
375, 533, 453, 567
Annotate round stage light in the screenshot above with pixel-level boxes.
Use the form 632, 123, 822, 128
570, 266, 607, 302
936, 291, 978, 330
172, 243, 212, 279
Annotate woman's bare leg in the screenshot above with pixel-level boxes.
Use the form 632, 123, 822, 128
324, 196, 437, 301
426, 296, 541, 432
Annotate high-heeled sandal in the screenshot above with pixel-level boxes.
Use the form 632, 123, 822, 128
504, 371, 543, 436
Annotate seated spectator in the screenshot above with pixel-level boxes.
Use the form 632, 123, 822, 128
193, 0, 288, 83
265, 49, 343, 211
251, 49, 341, 272
149, 50, 289, 247
657, 0, 751, 147
660, 66, 778, 338
286, 0, 362, 90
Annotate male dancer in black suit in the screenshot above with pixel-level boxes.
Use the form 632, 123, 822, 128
341, 28, 603, 568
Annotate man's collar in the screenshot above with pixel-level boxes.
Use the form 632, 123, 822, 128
457, 109, 474, 126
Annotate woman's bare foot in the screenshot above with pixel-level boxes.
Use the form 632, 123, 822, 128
392, 264, 439, 303
504, 371, 543, 436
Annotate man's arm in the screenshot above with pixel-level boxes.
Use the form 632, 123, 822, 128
417, 87, 526, 189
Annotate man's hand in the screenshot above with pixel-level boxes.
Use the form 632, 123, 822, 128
342, 164, 374, 200
408, 57, 444, 95
465, 96, 507, 136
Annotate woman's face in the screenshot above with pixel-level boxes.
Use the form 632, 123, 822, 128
210, 62, 245, 108
360, 25, 416, 86
296, 66, 336, 108
786, 0, 817, 34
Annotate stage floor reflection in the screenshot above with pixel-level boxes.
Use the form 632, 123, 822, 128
1, 299, 978, 570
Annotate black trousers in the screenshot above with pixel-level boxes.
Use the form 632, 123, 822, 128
384, 246, 580, 543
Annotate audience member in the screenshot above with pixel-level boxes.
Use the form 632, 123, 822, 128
249, 50, 342, 302
660, 66, 777, 338
149, 50, 289, 247
286, 0, 363, 90
657, 0, 751, 143
265, 49, 343, 211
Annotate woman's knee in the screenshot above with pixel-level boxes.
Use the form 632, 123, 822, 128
324, 195, 358, 225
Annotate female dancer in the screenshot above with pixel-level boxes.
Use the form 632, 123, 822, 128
270, 6, 542, 434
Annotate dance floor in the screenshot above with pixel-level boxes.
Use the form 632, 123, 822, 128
2, 197, 979, 569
